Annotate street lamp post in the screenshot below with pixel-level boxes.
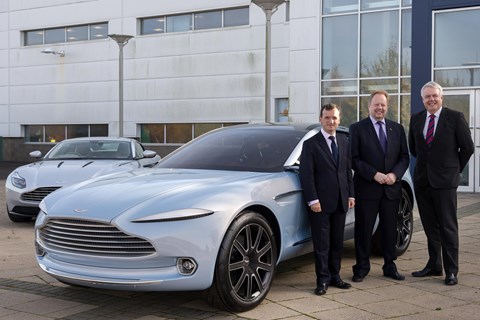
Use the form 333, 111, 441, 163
252, 0, 285, 123
108, 34, 134, 137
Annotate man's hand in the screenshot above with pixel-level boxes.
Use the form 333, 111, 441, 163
310, 202, 322, 213
385, 173, 397, 185
374, 172, 388, 184
348, 198, 355, 209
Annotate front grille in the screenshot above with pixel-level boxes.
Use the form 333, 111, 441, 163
21, 187, 61, 202
38, 219, 156, 257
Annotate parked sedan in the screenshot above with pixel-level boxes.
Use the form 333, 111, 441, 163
6, 137, 160, 222
34, 124, 414, 311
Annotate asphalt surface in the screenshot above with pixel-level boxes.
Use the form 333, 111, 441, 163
1, 161, 479, 319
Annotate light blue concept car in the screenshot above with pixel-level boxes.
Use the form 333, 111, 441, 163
34, 124, 414, 311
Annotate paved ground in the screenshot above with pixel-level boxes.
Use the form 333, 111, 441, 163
0, 161, 479, 319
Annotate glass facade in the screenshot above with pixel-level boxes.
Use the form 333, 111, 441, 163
321, 0, 412, 127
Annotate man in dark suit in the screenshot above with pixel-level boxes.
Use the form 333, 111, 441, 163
409, 81, 474, 286
349, 90, 410, 283
299, 103, 355, 296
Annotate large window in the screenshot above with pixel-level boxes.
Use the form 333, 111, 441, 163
434, 8, 480, 88
24, 22, 108, 46
360, 10, 399, 78
140, 7, 249, 35
321, 0, 412, 126
322, 15, 358, 80
25, 124, 108, 143
140, 123, 245, 144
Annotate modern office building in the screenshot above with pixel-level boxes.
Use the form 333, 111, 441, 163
0, 0, 478, 192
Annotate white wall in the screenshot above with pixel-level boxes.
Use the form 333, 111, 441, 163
288, 0, 320, 123
0, 0, 9, 136
1, 0, 316, 138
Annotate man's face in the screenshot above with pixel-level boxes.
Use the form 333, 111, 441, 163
368, 93, 388, 121
320, 108, 340, 135
422, 86, 443, 114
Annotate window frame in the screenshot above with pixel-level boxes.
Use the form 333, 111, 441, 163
24, 124, 108, 143
139, 6, 249, 36
24, 22, 108, 46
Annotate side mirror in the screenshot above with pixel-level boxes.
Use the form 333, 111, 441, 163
29, 151, 42, 158
143, 150, 157, 159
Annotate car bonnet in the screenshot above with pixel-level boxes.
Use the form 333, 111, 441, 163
41, 168, 273, 223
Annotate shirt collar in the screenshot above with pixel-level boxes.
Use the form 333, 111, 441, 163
369, 116, 385, 126
427, 106, 443, 118
320, 128, 335, 140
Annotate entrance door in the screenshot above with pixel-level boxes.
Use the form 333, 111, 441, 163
442, 90, 478, 192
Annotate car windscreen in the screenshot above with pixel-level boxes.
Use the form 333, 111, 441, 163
45, 141, 132, 160
156, 127, 305, 172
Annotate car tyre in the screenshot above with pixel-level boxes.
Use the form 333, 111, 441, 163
207, 210, 277, 312
372, 188, 413, 256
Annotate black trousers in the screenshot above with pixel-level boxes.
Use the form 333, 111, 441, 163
309, 207, 347, 286
415, 184, 459, 275
352, 196, 399, 276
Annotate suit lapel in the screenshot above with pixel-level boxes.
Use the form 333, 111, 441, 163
316, 133, 337, 166
431, 108, 449, 147
415, 111, 429, 146
365, 119, 384, 154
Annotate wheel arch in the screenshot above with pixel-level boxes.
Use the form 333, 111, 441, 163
207, 205, 279, 311
242, 204, 281, 262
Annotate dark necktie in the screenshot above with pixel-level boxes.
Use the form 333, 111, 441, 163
329, 136, 338, 165
377, 121, 387, 153
426, 114, 435, 145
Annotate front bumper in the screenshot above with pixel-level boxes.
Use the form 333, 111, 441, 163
36, 251, 208, 291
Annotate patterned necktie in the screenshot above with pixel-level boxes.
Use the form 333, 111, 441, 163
376, 121, 387, 153
328, 136, 339, 165
425, 114, 435, 145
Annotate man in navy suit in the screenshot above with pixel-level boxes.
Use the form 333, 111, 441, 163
349, 90, 410, 282
409, 81, 474, 286
299, 103, 355, 295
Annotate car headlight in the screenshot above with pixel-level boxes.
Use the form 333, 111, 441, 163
11, 171, 26, 189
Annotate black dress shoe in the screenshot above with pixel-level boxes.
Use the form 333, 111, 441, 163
352, 274, 365, 282
445, 274, 458, 286
383, 270, 405, 281
314, 283, 328, 295
411, 267, 443, 277
330, 278, 352, 289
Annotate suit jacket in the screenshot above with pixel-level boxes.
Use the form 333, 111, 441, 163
299, 131, 354, 213
408, 107, 474, 188
349, 117, 409, 200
